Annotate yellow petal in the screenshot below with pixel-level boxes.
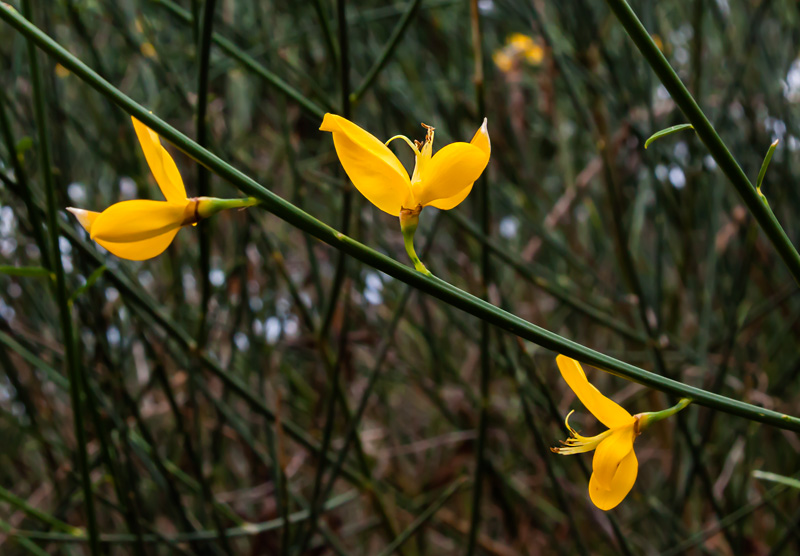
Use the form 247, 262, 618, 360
95, 228, 181, 261
416, 124, 490, 207
589, 449, 638, 511
426, 185, 474, 210
493, 51, 513, 73
131, 116, 187, 203
320, 114, 412, 215
66, 207, 100, 233
90, 200, 189, 243
591, 425, 636, 490
470, 118, 491, 156
556, 355, 633, 429
426, 120, 490, 210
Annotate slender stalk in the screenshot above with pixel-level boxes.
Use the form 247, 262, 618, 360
0, 520, 51, 556
350, 0, 423, 102
196, 0, 217, 344
0, 484, 82, 536
311, 0, 338, 67
400, 209, 432, 275
319, 0, 353, 339
4, 5, 800, 431
467, 0, 489, 552
375, 478, 468, 556
603, 0, 800, 286
19, 2, 99, 553
154, 0, 329, 118
3, 494, 358, 545
294, 302, 349, 555
501, 340, 590, 556
0, 95, 49, 265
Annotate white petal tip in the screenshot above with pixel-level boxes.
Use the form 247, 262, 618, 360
66, 207, 95, 232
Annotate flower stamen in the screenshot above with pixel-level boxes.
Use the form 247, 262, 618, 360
551, 410, 615, 455
385, 134, 419, 155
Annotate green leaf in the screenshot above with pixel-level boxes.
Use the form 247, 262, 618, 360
644, 124, 694, 149
756, 139, 779, 192
752, 470, 800, 490
0, 265, 52, 278
69, 265, 107, 304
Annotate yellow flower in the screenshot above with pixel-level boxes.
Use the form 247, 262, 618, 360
494, 33, 544, 73
68, 116, 257, 261
507, 32, 535, 53
492, 51, 513, 73
523, 42, 544, 65
551, 355, 690, 511
140, 42, 157, 59
651, 34, 664, 52
320, 114, 490, 274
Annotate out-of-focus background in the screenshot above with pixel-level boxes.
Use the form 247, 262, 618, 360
2, 0, 800, 554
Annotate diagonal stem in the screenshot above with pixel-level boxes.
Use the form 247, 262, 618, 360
602, 0, 800, 286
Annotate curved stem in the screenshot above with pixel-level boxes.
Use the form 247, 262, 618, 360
400, 210, 432, 276
637, 398, 692, 432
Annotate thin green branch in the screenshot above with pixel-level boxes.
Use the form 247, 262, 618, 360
351, 0, 423, 102
467, 0, 489, 553
153, 0, 329, 119
603, 0, 800, 286
19, 2, 99, 553
375, 478, 468, 556
3, 493, 358, 545
195, 0, 216, 344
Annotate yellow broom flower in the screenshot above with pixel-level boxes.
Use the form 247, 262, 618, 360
494, 33, 545, 73
551, 355, 691, 510
320, 114, 490, 275
67, 116, 257, 261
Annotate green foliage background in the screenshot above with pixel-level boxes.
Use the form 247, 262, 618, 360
1, 0, 800, 554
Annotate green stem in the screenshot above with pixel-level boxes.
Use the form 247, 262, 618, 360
603, 0, 800, 286
467, 1, 488, 553
195, 0, 216, 347
4, 4, 799, 432
153, 0, 329, 118
637, 398, 692, 431
350, 0, 423, 102
19, 2, 100, 553
196, 196, 259, 218
3, 493, 357, 545
374, 478, 467, 556
311, 0, 338, 67
0, 94, 50, 266
400, 210, 432, 276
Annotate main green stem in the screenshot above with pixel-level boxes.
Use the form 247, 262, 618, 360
603, 0, 800, 287
4, 4, 800, 432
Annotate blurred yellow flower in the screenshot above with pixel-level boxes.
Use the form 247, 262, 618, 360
320, 114, 490, 274
68, 116, 257, 261
551, 355, 690, 510
140, 42, 157, 59
54, 64, 70, 78
652, 34, 664, 52
492, 51, 513, 73
494, 32, 544, 72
